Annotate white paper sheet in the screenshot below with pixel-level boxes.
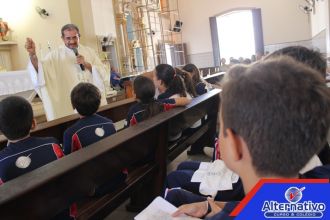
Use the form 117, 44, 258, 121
135, 197, 201, 220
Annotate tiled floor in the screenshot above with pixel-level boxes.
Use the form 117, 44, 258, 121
104, 147, 213, 220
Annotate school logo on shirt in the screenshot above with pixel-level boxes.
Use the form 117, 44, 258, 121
95, 127, 105, 137
15, 154, 32, 169
262, 186, 326, 218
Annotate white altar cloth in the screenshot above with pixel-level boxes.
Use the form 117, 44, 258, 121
0, 70, 34, 95
0, 70, 35, 101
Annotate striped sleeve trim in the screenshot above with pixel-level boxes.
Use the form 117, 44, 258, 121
71, 133, 82, 153
52, 144, 64, 159
163, 103, 175, 111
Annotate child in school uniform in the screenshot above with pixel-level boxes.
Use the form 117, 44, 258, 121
175, 67, 197, 98
0, 96, 72, 219
0, 96, 64, 184
167, 57, 330, 219
166, 46, 330, 203
153, 64, 190, 99
180, 64, 218, 155
267, 46, 330, 165
153, 64, 207, 143
165, 65, 248, 202
183, 63, 210, 96
63, 82, 116, 154
63, 82, 126, 198
126, 75, 190, 127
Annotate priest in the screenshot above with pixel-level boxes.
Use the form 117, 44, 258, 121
25, 24, 109, 121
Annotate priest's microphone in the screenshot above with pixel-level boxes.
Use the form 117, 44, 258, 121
72, 48, 85, 71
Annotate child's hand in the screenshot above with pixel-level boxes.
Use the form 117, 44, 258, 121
172, 201, 208, 218
206, 197, 222, 217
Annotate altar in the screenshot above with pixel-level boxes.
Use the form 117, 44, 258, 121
0, 70, 46, 122
0, 70, 35, 100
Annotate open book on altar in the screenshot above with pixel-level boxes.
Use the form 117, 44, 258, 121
135, 196, 201, 220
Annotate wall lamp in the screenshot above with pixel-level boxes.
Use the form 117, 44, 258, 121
299, 5, 313, 14
36, 7, 50, 18
299, 0, 324, 14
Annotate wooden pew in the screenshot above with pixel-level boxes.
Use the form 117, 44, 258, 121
0, 98, 137, 150
199, 66, 225, 85
204, 72, 225, 85
0, 89, 220, 220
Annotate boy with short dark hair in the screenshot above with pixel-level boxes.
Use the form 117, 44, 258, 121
63, 82, 126, 197
266, 46, 330, 165
169, 57, 330, 219
63, 82, 116, 154
266, 45, 326, 78
0, 96, 64, 184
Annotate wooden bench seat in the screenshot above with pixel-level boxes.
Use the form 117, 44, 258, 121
0, 89, 220, 219
76, 164, 157, 220
168, 119, 212, 160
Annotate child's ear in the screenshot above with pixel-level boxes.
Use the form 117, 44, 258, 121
31, 119, 37, 130
225, 128, 243, 162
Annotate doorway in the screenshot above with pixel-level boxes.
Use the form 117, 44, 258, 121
210, 8, 264, 66
217, 10, 255, 61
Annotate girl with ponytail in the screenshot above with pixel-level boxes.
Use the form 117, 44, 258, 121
125, 76, 190, 126
154, 64, 188, 99
175, 68, 197, 98
183, 63, 211, 96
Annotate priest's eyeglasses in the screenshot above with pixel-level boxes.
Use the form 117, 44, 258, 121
63, 35, 79, 42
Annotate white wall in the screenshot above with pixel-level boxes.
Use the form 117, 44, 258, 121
79, 0, 98, 50
0, 0, 71, 70
310, 0, 328, 37
68, 0, 85, 43
69, 0, 115, 52
178, 0, 311, 56
91, 0, 117, 38
310, 0, 330, 55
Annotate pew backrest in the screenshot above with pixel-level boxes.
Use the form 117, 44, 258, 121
0, 89, 221, 219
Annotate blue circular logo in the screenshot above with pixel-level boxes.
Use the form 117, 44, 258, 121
285, 187, 304, 203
